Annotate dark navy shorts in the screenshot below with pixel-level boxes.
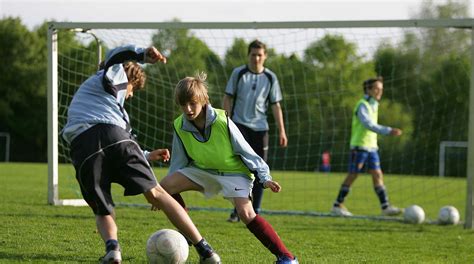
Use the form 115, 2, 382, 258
70, 124, 157, 215
234, 123, 268, 191
348, 148, 381, 173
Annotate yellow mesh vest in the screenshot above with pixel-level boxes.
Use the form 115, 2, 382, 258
350, 98, 378, 148
173, 109, 253, 179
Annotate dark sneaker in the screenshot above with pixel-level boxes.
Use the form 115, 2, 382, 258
226, 212, 240, 223
195, 239, 220, 263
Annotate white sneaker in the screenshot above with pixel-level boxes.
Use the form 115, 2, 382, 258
276, 256, 299, 264
200, 252, 221, 264
100, 250, 122, 264
382, 205, 403, 216
331, 205, 353, 216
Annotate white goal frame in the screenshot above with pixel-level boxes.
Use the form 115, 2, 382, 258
439, 141, 468, 177
47, 19, 474, 227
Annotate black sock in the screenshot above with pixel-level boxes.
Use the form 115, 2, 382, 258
334, 185, 350, 206
375, 185, 389, 209
105, 239, 120, 252
194, 238, 213, 258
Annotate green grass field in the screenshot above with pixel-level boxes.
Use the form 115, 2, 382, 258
1, 163, 474, 263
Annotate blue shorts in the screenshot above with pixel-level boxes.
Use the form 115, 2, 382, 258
348, 149, 381, 173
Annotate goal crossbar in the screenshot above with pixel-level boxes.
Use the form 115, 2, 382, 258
48, 19, 474, 30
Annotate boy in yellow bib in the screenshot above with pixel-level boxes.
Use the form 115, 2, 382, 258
160, 73, 298, 264
331, 77, 403, 217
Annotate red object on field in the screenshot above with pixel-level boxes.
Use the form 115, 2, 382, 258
320, 151, 331, 172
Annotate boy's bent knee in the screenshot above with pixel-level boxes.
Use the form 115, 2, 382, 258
159, 175, 179, 194
237, 209, 257, 224
144, 185, 169, 205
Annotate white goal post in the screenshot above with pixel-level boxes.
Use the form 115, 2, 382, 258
439, 141, 468, 177
47, 19, 474, 227
467, 26, 474, 229
47, 27, 88, 207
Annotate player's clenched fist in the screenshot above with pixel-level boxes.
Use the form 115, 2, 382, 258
145, 46, 167, 64
148, 148, 170, 162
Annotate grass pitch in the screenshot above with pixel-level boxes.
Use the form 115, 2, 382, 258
1, 162, 473, 263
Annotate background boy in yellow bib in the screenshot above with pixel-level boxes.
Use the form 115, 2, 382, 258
331, 77, 403, 217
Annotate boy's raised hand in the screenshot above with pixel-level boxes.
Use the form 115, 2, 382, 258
145, 46, 167, 64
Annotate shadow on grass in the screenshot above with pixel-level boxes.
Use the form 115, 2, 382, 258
0, 252, 142, 263
0, 212, 92, 220
0, 252, 92, 263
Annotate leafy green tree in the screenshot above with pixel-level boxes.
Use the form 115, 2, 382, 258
373, 0, 471, 175
0, 18, 46, 161
287, 35, 374, 171
224, 38, 247, 74
150, 25, 224, 100
129, 24, 225, 150
0, 17, 100, 161
55, 28, 106, 163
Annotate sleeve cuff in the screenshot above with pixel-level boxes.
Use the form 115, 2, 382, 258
143, 150, 150, 161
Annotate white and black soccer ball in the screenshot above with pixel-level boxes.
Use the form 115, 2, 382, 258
146, 229, 189, 264
438, 205, 460, 225
403, 205, 425, 224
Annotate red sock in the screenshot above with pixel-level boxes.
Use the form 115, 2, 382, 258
171, 193, 187, 211
246, 215, 293, 259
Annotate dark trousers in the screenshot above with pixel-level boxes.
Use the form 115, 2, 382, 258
233, 123, 268, 214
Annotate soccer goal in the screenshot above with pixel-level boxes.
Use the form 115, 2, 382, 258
47, 20, 474, 227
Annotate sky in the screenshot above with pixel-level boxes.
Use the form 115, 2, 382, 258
1, 0, 471, 30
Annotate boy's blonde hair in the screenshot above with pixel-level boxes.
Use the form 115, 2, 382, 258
123, 61, 146, 91
175, 72, 210, 106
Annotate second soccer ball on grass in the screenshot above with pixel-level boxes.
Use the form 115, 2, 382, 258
438, 205, 460, 225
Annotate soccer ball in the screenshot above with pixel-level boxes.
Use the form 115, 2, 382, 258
146, 229, 189, 264
403, 205, 425, 224
438, 206, 460, 225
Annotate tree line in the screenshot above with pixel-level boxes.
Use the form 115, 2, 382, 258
0, 1, 471, 176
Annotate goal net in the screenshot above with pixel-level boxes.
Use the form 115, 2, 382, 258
48, 20, 474, 225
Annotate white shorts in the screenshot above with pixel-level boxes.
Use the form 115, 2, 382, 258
178, 167, 254, 199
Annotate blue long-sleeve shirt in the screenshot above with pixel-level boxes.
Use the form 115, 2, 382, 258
168, 105, 272, 184
62, 45, 147, 144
